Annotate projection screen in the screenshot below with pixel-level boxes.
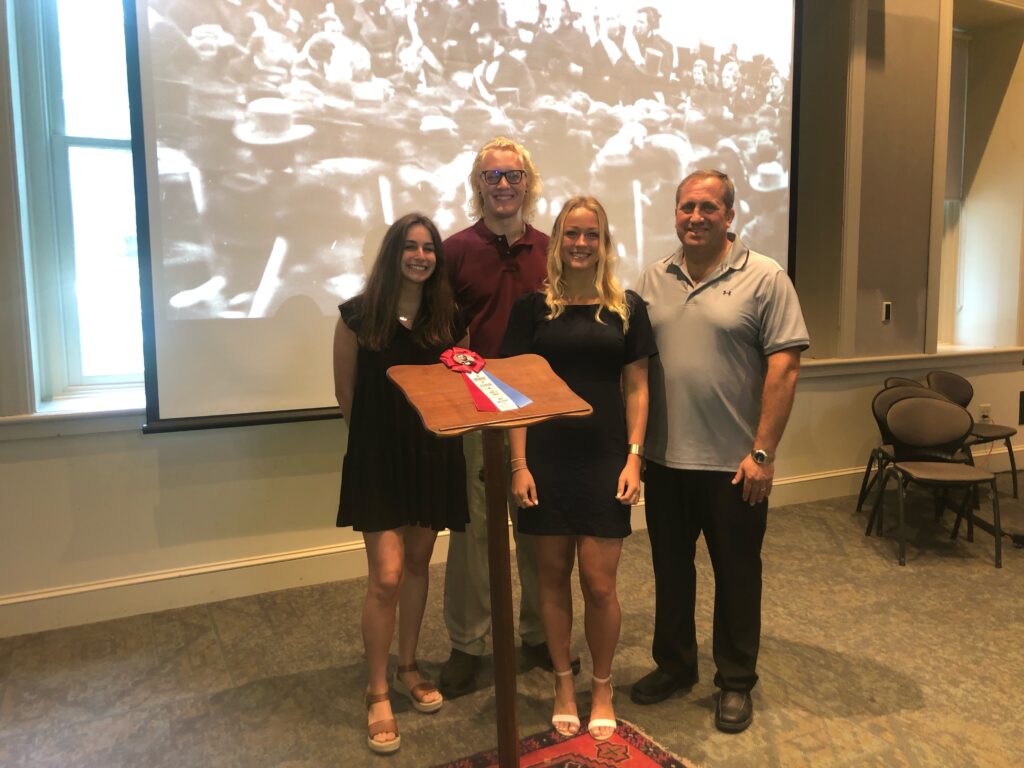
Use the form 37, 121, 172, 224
131, 0, 797, 429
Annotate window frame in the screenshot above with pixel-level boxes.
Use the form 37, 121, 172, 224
11, 0, 142, 406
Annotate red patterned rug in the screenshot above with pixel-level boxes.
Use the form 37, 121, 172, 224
431, 719, 697, 768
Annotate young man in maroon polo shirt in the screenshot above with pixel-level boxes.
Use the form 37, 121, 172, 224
440, 137, 570, 695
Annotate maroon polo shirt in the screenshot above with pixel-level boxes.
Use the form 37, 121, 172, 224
445, 219, 549, 357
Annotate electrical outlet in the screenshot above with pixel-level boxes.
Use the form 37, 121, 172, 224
881, 301, 892, 323
979, 403, 991, 422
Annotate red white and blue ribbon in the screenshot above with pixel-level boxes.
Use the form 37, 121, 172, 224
440, 347, 532, 412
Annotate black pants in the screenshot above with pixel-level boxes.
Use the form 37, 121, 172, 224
644, 461, 768, 692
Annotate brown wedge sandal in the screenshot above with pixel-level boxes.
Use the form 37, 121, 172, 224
365, 691, 401, 755
393, 662, 444, 713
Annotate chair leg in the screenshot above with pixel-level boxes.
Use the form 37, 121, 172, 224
951, 489, 970, 540
876, 475, 888, 536
1004, 437, 1018, 499
933, 488, 946, 522
963, 448, 981, 509
867, 471, 888, 536
991, 479, 1002, 568
967, 494, 975, 542
856, 453, 878, 513
896, 473, 907, 566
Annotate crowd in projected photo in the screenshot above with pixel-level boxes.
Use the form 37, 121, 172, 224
146, 0, 793, 318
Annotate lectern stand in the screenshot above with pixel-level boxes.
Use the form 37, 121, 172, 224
388, 354, 592, 768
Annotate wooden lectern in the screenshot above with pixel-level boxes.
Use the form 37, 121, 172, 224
388, 354, 592, 768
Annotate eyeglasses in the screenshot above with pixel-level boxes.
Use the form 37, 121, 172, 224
480, 169, 526, 186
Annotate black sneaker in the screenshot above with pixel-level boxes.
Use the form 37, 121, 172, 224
520, 640, 581, 675
439, 649, 481, 698
629, 668, 697, 705
715, 691, 753, 733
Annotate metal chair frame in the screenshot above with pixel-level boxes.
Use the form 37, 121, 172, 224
870, 397, 1002, 568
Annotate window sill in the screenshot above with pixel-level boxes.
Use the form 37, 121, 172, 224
0, 387, 145, 442
800, 345, 1024, 380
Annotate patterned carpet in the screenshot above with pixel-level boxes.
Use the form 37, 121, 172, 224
432, 720, 697, 768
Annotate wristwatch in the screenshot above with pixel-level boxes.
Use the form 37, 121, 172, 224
751, 448, 771, 465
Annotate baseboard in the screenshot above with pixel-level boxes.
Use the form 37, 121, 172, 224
3, 444, 1018, 638
772, 467, 866, 505
0, 538, 451, 638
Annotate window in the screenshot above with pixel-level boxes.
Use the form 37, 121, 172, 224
11, 0, 143, 407
938, 10, 1024, 350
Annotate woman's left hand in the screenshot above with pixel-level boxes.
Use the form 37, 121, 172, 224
512, 467, 539, 508
615, 460, 641, 506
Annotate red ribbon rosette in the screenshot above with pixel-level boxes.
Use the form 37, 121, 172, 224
439, 347, 531, 412
440, 347, 486, 373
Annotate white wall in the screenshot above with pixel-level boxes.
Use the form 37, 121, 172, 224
3, 351, 1022, 638
958, 21, 1024, 347
0, 417, 354, 635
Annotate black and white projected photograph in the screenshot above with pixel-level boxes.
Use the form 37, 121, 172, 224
135, 0, 795, 420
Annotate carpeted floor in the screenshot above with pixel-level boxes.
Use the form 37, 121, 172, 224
1, 481, 1022, 767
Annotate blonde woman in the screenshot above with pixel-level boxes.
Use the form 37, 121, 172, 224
501, 196, 656, 740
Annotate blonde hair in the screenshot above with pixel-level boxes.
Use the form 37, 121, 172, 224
544, 196, 629, 331
468, 137, 542, 223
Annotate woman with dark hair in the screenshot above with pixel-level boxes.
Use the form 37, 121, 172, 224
333, 213, 468, 755
501, 196, 656, 741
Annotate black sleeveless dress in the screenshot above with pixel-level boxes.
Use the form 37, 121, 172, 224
336, 297, 469, 532
500, 291, 657, 537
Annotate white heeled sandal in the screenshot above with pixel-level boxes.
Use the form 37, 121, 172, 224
588, 674, 617, 741
551, 668, 580, 737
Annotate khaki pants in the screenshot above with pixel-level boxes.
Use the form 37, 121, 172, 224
443, 431, 544, 654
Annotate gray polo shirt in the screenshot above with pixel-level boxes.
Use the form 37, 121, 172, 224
635, 234, 809, 471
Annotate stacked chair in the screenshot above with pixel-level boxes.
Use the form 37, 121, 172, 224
926, 370, 1018, 498
859, 374, 1008, 567
855, 385, 949, 515
870, 396, 1002, 567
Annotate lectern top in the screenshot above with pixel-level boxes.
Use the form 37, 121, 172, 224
387, 353, 592, 436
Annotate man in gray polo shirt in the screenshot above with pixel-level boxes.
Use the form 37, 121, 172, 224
631, 169, 808, 733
